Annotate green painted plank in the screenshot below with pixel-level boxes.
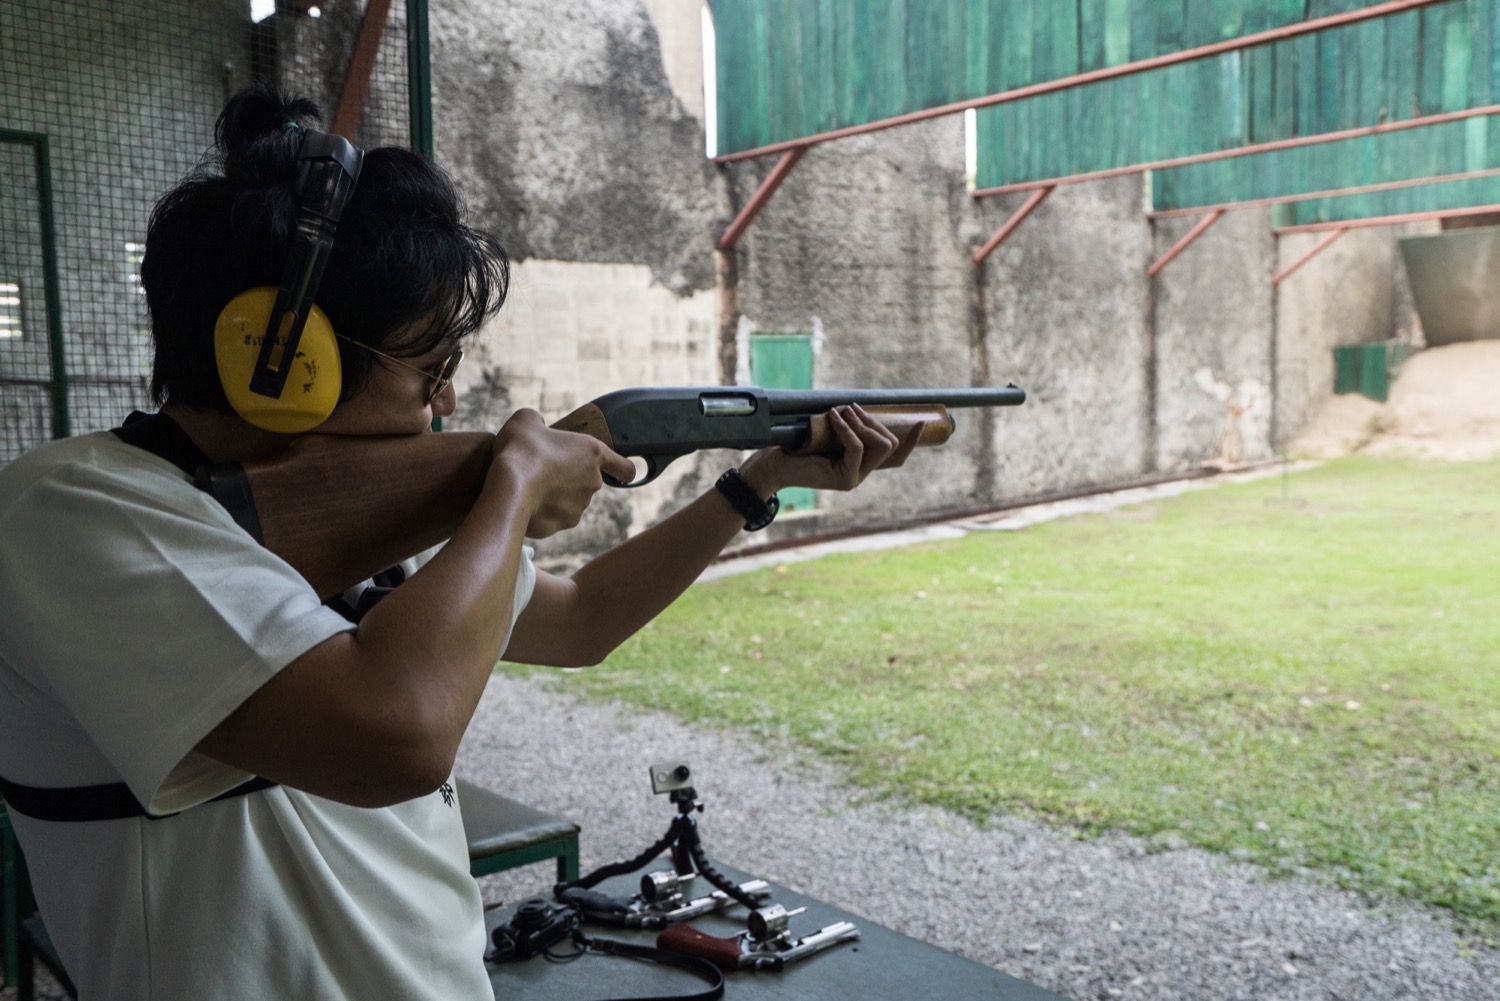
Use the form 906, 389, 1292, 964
1032, 0, 1081, 81
963, 0, 993, 100
1473, 0, 1495, 105
1079, 0, 1110, 71
1103, 0, 1131, 64
865, 0, 908, 123
907, 0, 967, 111
1156, 0, 1185, 51
1418, 6, 1449, 116
1129, 0, 1159, 61
1443, 13, 1473, 112
997, 0, 1034, 91
808, 0, 839, 132
1385, 9, 1421, 122
830, 0, 863, 129
1316, 29, 1343, 137
1277, 172, 1500, 225
769, 0, 806, 148
1153, 116, 1500, 211
715, 0, 772, 154
1247, 43, 1275, 143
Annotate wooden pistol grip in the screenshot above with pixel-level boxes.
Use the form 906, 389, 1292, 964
550, 402, 614, 446
785, 404, 954, 456
228, 431, 494, 599
656, 923, 748, 971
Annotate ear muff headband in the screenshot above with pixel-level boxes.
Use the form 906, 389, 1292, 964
215, 129, 364, 433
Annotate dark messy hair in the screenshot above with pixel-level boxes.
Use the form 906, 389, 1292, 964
141, 79, 508, 409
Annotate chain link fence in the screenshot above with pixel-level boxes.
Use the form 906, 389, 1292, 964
0, 0, 418, 463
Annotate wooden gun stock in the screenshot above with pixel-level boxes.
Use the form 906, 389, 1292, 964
197, 431, 493, 600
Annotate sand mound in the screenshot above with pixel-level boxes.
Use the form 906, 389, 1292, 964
1288, 341, 1500, 460
1287, 393, 1385, 458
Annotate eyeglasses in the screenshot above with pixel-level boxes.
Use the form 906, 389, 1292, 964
337, 335, 464, 404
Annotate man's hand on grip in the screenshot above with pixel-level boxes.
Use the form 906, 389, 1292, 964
487, 409, 636, 538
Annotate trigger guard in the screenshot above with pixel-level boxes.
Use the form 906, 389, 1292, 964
606, 452, 688, 488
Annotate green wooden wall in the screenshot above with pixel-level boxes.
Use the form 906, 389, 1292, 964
711, 0, 1390, 157
1153, 116, 1499, 211
1272, 171, 1500, 225
974, 0, 1490, 189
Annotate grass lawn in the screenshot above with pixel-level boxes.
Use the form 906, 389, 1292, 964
503, 455, 1500, 931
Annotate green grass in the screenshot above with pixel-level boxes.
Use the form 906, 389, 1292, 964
502, 456, 1500, 930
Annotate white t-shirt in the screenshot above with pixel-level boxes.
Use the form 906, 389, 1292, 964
0, 430, 535, 1000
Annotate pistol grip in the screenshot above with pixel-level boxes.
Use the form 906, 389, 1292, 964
656, 923, 748, 971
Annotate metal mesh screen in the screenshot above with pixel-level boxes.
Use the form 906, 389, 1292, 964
0, 0, 414, 464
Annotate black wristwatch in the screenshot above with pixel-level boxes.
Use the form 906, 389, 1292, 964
715, 468, 780, 531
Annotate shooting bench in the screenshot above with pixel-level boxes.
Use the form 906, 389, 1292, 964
457, 777, 581, 881
486, 861, 1067, 1001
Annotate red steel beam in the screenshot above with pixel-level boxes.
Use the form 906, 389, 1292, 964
716, 146, 808, 250
331, 0, 394, 139
1274, 202, 1500, 234
713, 0, 1443, 166
1149, 164, 1500, 220
1272, 228, 1347, 285
974, 104, 1500, 198
972, 186, 1053, 265
1146, 208, 1225, 278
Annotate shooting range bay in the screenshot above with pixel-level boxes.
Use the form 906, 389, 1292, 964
472, 455, 1500, 1001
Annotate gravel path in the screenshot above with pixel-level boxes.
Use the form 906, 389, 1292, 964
459, 671, 1499, 1001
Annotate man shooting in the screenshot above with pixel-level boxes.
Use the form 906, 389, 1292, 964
0, 82, 917, 999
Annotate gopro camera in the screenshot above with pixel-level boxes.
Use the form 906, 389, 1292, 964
649, 761, 693, 795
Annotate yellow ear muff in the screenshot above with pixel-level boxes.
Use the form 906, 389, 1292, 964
214, 287, 342, 434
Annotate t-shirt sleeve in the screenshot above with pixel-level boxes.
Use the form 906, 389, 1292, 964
0, 439, 353, 813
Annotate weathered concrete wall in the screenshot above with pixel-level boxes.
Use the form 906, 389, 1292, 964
1153, 208, 1277, 470
730, 117, 993, 530
429, 0, 721, 296
978, 177, 1153, 498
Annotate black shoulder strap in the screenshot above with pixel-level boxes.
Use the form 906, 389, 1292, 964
0, 413, 275, 823
111, 410, 211, 475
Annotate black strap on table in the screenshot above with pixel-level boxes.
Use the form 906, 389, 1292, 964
575, 933, 725, 1001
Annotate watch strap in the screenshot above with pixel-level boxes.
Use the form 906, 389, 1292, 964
715, 468, 780, 531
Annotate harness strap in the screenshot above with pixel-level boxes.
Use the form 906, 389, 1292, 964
5, 414, 287, 822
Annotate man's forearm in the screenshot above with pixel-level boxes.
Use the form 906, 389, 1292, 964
501, 467, 765, 667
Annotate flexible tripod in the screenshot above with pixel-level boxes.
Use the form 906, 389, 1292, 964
557, 782, 763, 915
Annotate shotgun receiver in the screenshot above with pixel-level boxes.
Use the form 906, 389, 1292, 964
551, 384, 1025, 486
195, 383, 1025, 598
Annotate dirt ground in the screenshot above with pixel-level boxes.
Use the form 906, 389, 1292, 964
1288, 340, 1500, 460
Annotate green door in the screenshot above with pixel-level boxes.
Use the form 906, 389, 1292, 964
750, 333, 816, 513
